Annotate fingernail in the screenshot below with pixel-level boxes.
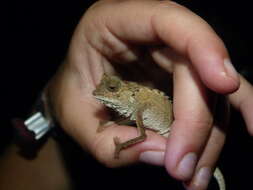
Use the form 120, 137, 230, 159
223, 59, 238, 79
193, 167, 212, 189
177, 152, 197, 180
139, 151, 165, 166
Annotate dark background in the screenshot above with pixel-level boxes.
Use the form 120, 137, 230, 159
3, 0, 253, 189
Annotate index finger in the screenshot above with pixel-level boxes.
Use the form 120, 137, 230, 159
165, 56, 215, 181
85, 0, 239, 93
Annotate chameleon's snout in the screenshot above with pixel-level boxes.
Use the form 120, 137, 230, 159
92, 87, 101, 96
92, 89, 97, 96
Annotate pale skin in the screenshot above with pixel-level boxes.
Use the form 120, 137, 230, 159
46, 0, 253, 190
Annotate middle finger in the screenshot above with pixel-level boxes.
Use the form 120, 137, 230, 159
165, 54, 215, 181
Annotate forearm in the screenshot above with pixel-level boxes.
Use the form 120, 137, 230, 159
0, 139, 71, 190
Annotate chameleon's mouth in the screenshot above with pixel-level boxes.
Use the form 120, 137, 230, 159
93, 95, 124, 111
93, 95, 109, 102
94, 95, 115, 105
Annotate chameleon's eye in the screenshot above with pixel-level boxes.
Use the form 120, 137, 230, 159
106, 80, 121, 92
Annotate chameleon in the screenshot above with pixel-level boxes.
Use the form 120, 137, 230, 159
93, 74, 225, 190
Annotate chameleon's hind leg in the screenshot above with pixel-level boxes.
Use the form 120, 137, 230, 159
114, 108, 147, 159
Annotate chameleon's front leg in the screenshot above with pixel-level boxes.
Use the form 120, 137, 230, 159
114, 108, 147, 159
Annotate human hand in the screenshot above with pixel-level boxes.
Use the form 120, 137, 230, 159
46, 0, 240, 189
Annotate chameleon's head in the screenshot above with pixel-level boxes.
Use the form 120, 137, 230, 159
93, 74, 137, 115
93, 74, 126, 105
93, 74, 121, 96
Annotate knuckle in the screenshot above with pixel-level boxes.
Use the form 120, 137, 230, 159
91, 134, 117, 168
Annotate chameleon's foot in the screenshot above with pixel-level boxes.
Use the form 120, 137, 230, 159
113, 137, 122, 159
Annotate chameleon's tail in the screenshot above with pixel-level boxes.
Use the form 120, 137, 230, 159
214, 168, 226, 190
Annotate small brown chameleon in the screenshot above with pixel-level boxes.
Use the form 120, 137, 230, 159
93, 74, 173, 157
93, 74, 225, 190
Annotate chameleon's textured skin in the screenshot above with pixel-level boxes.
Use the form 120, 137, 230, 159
93, 74, 173, 135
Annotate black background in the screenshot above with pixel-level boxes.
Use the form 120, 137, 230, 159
3, 0, 253, 189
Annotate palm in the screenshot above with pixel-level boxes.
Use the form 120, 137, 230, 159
47, 1, 238, 187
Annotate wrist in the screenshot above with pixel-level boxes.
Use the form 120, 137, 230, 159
12, 83, 58, 158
